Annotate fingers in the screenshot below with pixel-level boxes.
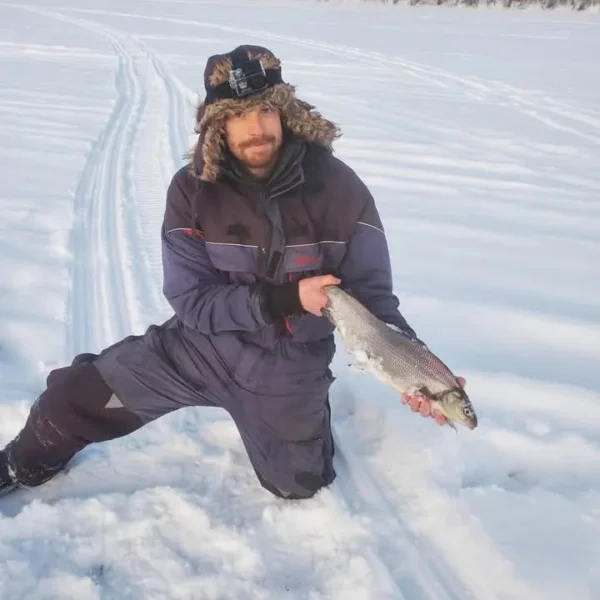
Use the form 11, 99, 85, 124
401, 393, 421, 411
310, 304, 327, 317
403, 393, 426, 413
321, 274, 341, 284
432, 410, 447, 425
457, 376, 466, 388
298, 275, 343, 316
318, 275, 341, 289
402, 393, 447, 425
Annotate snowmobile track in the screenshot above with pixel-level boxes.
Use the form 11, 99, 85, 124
20, 5, 192, 349
332, 427, 471, 600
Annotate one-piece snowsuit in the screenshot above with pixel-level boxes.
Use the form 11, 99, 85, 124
1, 140, 415, 499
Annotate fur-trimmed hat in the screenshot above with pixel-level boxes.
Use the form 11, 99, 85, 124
189, 45, 341, 182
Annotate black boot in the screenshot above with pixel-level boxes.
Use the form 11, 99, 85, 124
0, 450, 17, 496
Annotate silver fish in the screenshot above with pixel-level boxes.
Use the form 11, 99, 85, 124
322, 285, 478, 430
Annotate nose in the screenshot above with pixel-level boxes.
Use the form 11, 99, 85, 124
245, 109, 267, 136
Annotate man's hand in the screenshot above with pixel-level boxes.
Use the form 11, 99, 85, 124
298, 275, 341, 316
401, 376, 467, 425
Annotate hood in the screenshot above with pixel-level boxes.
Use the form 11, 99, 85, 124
187, 46, 342, 182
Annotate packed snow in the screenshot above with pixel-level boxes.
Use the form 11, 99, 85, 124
1, 1, 599, 598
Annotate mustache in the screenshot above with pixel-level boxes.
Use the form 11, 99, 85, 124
240, 135, 276, 150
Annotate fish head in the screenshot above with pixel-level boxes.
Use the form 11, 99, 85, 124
437, 387, 478, 430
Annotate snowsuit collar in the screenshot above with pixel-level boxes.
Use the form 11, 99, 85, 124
220, 136, 307, 200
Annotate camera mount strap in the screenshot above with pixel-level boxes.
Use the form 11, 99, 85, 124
205, 48, 283, 104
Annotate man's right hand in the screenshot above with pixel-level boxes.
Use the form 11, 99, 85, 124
298, 275, 341, 316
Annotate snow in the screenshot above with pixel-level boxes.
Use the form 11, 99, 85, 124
1, 0, 599, 598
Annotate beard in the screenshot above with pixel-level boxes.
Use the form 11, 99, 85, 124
233, 135, 281, 171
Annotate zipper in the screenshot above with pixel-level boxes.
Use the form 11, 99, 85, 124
258, 245, 268, 278
258, 190, 284, 282
259, 190, 273, 279
283, 272, 293, 336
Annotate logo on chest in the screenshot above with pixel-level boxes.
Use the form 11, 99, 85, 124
295, 255, 320, 266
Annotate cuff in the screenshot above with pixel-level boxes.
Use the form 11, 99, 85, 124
261, 282, 305, 321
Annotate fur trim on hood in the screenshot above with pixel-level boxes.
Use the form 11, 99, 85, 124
188, 46, 342, 182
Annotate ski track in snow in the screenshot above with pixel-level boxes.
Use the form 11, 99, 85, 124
3, 4, 597, 599
332, 435, 465, 600
332, 414, 543, 600
18, 5, 190, 354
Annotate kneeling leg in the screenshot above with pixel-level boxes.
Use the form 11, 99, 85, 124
236, 395, 336, 500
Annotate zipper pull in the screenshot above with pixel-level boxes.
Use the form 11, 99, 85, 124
258, 246, 267, 277
266, 251, 282, 280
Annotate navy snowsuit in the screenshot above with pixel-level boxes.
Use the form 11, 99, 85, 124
2, 140, 415, 499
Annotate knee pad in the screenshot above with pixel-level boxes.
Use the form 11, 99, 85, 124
255, 469, 325, 500
255, 437, 336, 500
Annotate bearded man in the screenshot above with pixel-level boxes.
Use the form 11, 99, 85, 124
0, 45, 450, 500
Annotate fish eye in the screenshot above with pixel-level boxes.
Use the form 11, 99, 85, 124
463, 406, 473, 417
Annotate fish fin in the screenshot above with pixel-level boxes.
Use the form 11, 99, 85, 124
348, 361, 367, 373
347, 349, 372, 373
446, 420, 458, 433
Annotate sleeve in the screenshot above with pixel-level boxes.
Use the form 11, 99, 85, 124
337, 180, 418, 339
161, 173, 272, 334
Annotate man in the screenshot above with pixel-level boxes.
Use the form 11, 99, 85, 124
0, 45, 455, 500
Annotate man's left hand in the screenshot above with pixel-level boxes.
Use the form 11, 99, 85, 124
401, 376, 467, 425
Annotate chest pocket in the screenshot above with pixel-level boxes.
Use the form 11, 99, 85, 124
283, 243, 324, 276
281, 241, 348, 281
193, 183, 266, 278
204, 241, 260, 278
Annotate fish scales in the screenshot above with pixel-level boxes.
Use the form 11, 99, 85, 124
322, 285, 478, 430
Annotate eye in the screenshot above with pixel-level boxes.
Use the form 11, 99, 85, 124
463, 406, 473, 417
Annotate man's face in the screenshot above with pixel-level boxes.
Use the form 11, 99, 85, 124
224, 105, 283, 177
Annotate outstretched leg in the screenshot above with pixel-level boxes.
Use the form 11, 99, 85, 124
2, 360, 143, 487
1, 319, 222, 491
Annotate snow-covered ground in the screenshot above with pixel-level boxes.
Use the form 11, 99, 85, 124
1, 1, 599, 598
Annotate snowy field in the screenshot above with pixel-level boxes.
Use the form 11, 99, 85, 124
1, 1, 599, 598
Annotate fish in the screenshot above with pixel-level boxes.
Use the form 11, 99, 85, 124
321, 285, 478, 430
